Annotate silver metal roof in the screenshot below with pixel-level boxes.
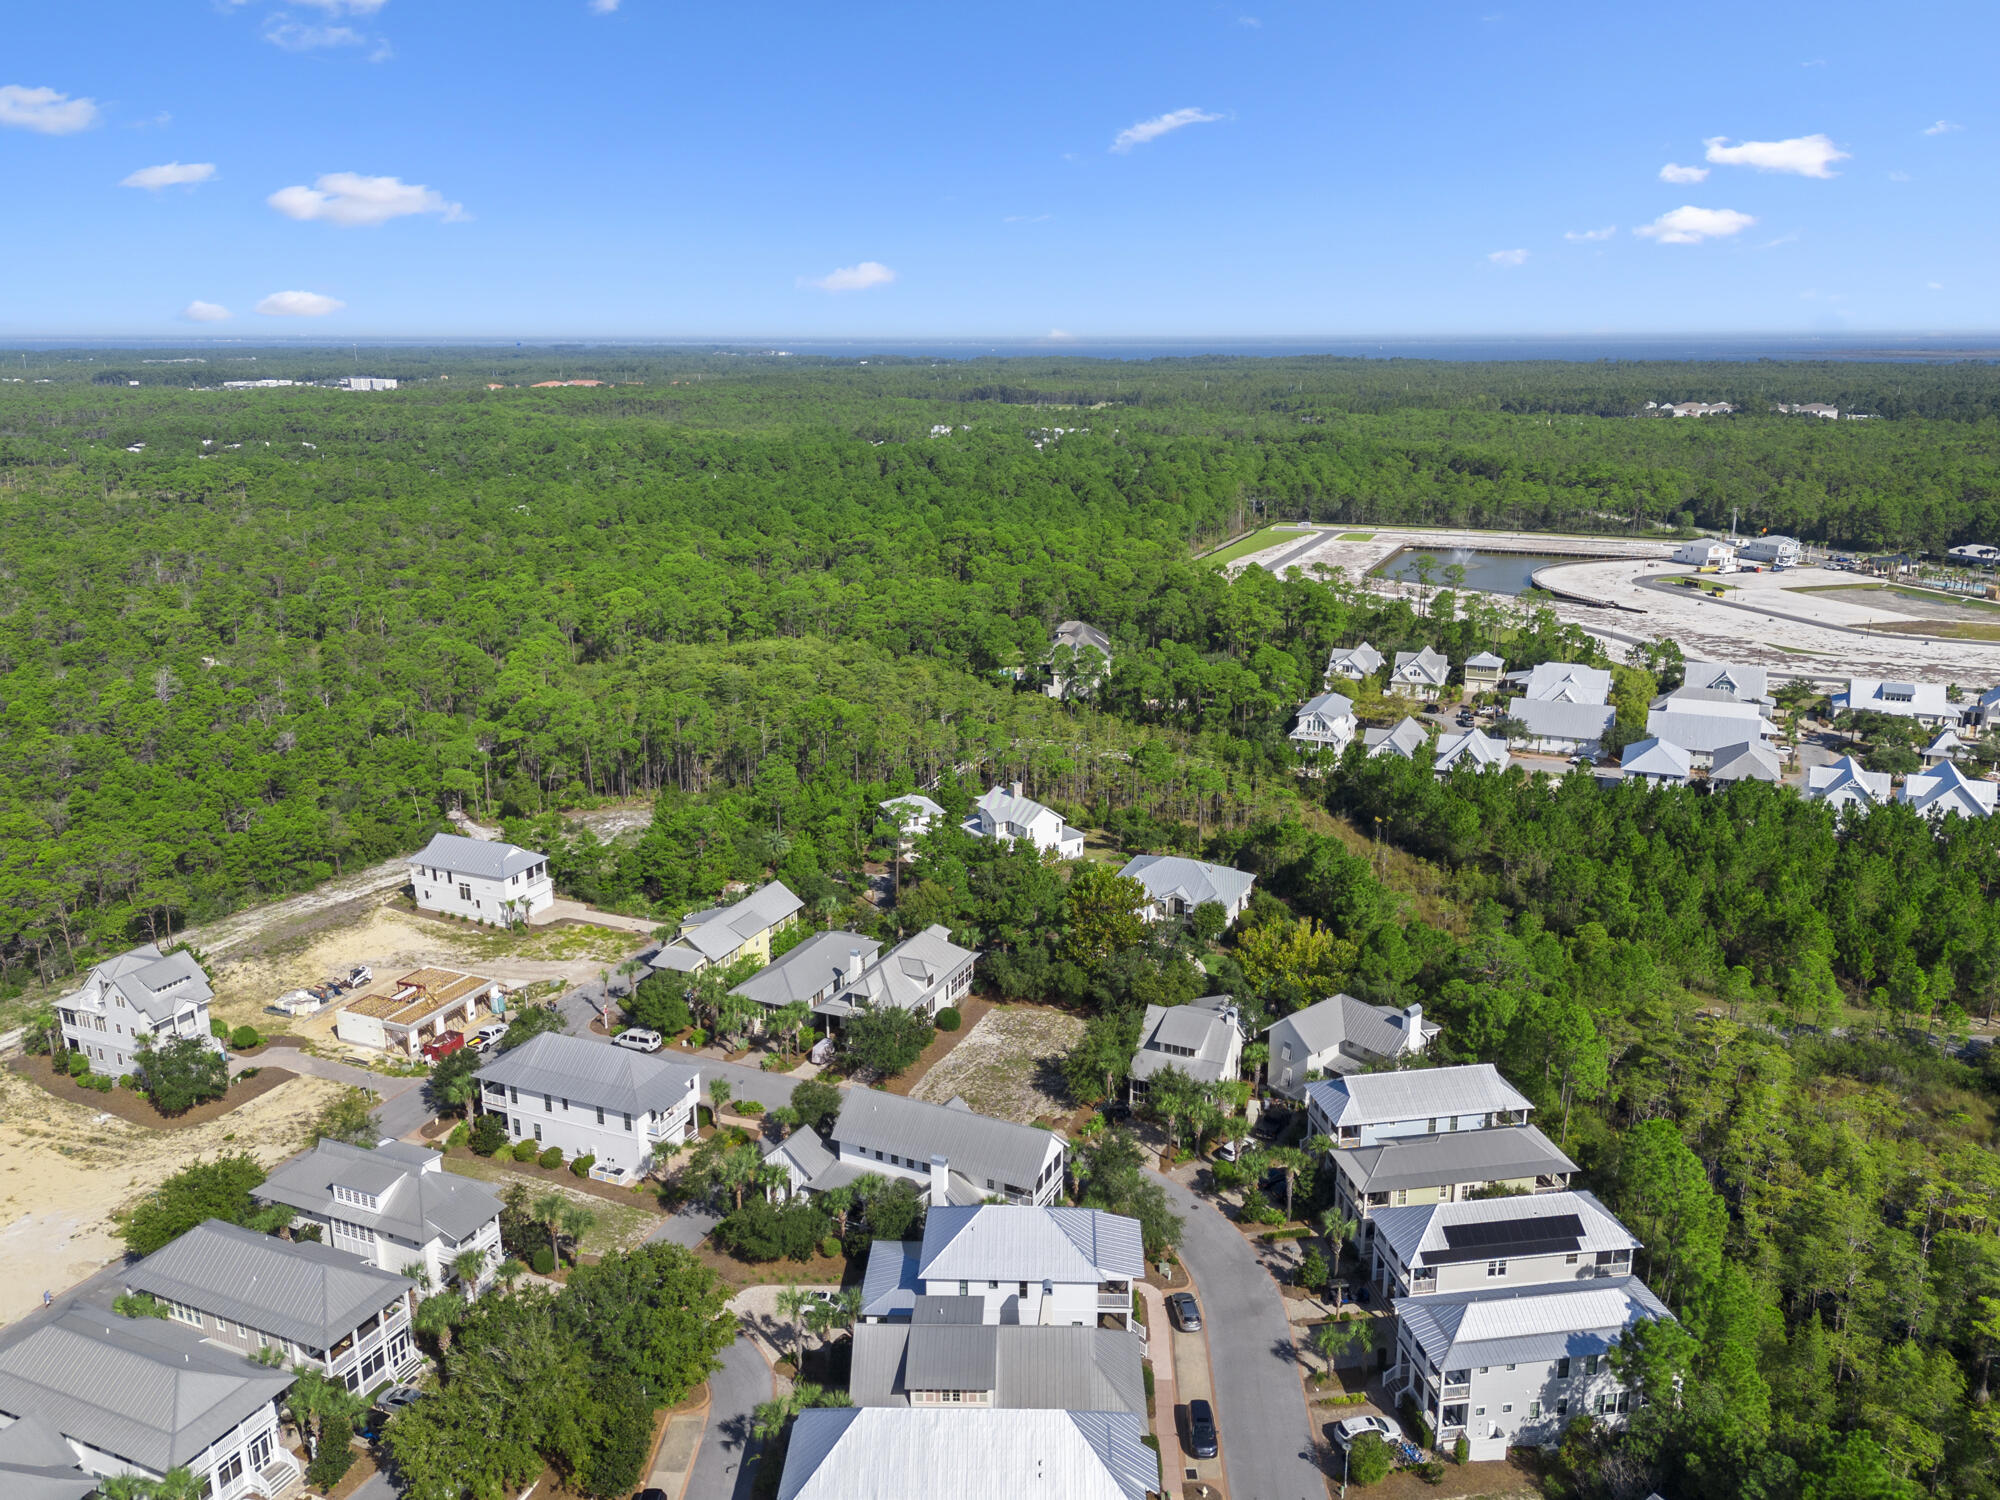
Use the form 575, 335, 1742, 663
860, 1240, 923, 1319
1434, 728, 1509, 773
1708, 741, 1782, 783
1328, 1124, 1575, 1195
833, 1090, 1062, 1194
1508, 698, 1616, 740
1391, 647, 1450, 686
1903, 762, 1999, 820
677, 880, 805, 962
1129, 996, 1240, 1085
61, 945, 214, 1025
734, 932, 881, 1008
851, 1324, 1145, 1414
1267, 994, 1423, 1065
1117, 855, 1255, 912
407, 832, 543, 881
919, 1206, 1144, 1284
1518, 662, 1611, 704
125, 1219, 412, 1349
1052, 620, 1112, 653
1394, 1276, 1673, 1370
778, 1407, 1154, 1500
1806, 756, 1892, 807
0, 1311, 292, 1474
1620, 738, 1692, 779
1370, 1190, 1637, 1269
476, 1030, 700, 1117
1307, 1063, 1532, 1130
835, 927, 979, 1015
1366, 717, 1432, 760
1644, 706, 1774, 755
1327, 642, 1386, 676
256, 1140, 503, 1247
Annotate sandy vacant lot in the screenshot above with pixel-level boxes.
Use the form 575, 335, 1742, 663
911, 1005, 1085, 1124
0, 1064, 343, 1326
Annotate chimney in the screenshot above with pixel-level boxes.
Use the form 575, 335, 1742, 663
847, 948, 864, 983
1403, 1002, 1423, 1038
1010, 781, 1023, 799
929, 1154, 950, 1209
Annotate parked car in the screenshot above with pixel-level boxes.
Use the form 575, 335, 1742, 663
1215, 1137, 1243, 1163
633, 1490, 670, 1500
1167, 1292, 1202, 1332
373, 1385, 424, 1421
1254, 1109, 1289, 1140
1185, 1398, 1219, 1459
469, 1021, 510, 1052
1423, 701, 1442, 715
1332, 1414, 1403, 1451
420, 1031, 465, 1062
612, 1028, 663, 1053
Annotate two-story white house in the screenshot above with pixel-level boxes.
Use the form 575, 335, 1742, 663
1117, 855, 1255, 926
1264, 996, 1434, 1101
850, 1300, 1145, 1413
1127, 995, 1242, 1104
1306, 1063, 1534, 1149
1366, 718, 1432, 761
1047, 620, 1113, 700
0, 1310, 298, 1500
736, 926, 978, 1028
408, 832, 553, 927
1326, 641, 1386, 683
254, 1140, 504, 1292
1902, 761, 1998, 820
1434, 728, 1511, 777
1619, 738, 1693, 787
1514, 663, 1611, 705
124, 1219, 420, 1393
858, 1204, 1142, 1329
1805, 755, 1893, 811
55, 944, 219, 1080
1368, 1191, 1638, 1300
767, 1089, 1066, 1210
879, 794, 948, 860
475, 1031, 701, 1177
964, 784, 1085, 859
1290, 691, 1358, 755
1833, 678, 1958, 727
1389, 648, 1451, 699
648, 879, 805, 977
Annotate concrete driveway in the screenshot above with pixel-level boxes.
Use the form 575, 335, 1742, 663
1154, 1170, 1325, 1500
687, 1334, 777, 1500
232, 1047, 434, 1141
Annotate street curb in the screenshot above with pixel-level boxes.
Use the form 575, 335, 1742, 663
662, 1383, 713, 1500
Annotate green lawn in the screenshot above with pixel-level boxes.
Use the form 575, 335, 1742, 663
441, 1154, 662, 1255
1203, 525, 1312, 567
1337, 531, 1376, 541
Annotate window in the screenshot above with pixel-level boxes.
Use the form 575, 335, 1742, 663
1556, 1357, 1571, 1379
459, 884, 472, 902
544, 1094, 553, 1112
215, 1453, 244, 1486
1394, 1189, 1409, 1206
623, 1113, 633, 1131
1556, 1399, 1569, 1416
1502, 1403, 1514, 1413
1474, 1407, 1486, 1417
1584, 1354, 1602, 1376
1565, 1252, 1580, 1265
596, 1106, 605, 1125
534, 1123, 542, 1142
1486, 1259, 1507, 1278
1019, 1281, 1029, 1297
957, 1281, 969, 1296
1528, 1402, 1542, 1419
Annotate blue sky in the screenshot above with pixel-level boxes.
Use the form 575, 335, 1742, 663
3, 0, 1994, 337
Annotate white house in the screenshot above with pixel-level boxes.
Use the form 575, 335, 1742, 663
1389, 647, 1451, 698
1127, 994, 1242, 1102
1619, 737, 1692, 787
1672, 540, 1736, 570
1368, 1191, 1639, 1300
1506, 699, 1616, 758
1973, 686, 2000, 729
1738, 535, 1801, 567
1434, 728, 1511, 777
785, 1089, 1067, 1209
779, 925, 980, 1024
1922, 727, 1969, 767
1047, 620, 1113, 700
1290, 691, 1357, 754
1117, 855, 1255, 925
1392, 1278, 1674, 1461
408, 832, 553, 926
55, 944, 219, 1080
1708, 740, 1783, 785
255, 1140, 504, 1291
1326, 641, 1387, 682
649, 880, 804, 976
859, 1204, 1142, 1329
1681, 661, 1770, 704
1264, 995, 1434, 1100
124, 1219, 420, 1393
0, 1311, 298, 1500
880, 794, 947, 858
1327, 1125, 1576, 1243
965, 783, 1085, 858
1805, 755, 1893, 811
1366, 717, 1432, 761
1515, 663, 1611, 705
850, 1311, 1145, 1413
1833, 678, 1958, 727
1901, 763, 1998, 820
476, 1030, 701, 1176
775, 1408, 1155, 1500
1645, 690, 1777, 768
1307, 1063, 1534, 1149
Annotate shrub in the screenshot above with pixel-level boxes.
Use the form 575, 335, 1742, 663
740, 1099, 765, 1116
790, 1079, 843, 1135
1400, 1395, 1435, 1450
760, 1053, 792, 1071
571, 1153, 597, 1178
1416, 1459, 1446, 1484
1453, 1435, 1470, 1465
820, 1235, 841, 1259
1299, 1246, 1329, 1290
934, 1007, 962, 1032
531, 1247, 556, 1274
468, 1116, 507, 1156
307, 1413, 356, 1491
445, 1121, 470, 1150
1346, 1432, 1393, 1486
66, 1051, 91, 1078
712, 1199, 832, 1263
686, 1028, 709, 1048
1142, 1364, 1156, 1403
118, 1073, 141, 1090
209, 1018, 230, 1040
229, 1025, 262, 1051
538, 1146, 564, 1171
84, 1073, 114, 1092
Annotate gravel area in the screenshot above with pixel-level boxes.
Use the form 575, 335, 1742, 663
909, 1004, 1085, 1124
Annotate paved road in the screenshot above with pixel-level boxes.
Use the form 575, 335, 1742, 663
555, 986, 807, 1112
688, 1334, 776, 1500
1154, 1171, 1325, 1500
646, 1201, 723, 1247
231, 1047, 433, 1141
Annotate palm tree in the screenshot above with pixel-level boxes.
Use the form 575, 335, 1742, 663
285, 1367, 365, 1466
532, 1192, 566, 1266
803, 1290, 861, 1354
494, 1257, 526, 1293
775, 1284, 814, 1368
708, 1078, 734, 1124
1317, 1208, 1357, 1275
769, 1002, 812, 1059
819, 1185, 858, 1238
452, 1247, 487, 1293
558, 1204, 596, 1264
413, 1289, 465, 1356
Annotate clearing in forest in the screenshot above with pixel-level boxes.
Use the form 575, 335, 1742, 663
910, 1004, 1085, 1124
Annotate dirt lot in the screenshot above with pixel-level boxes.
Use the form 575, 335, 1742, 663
0, 1061, 343, 1326
439, 1153, 662, 1257
909, 1003, 1085, 1125
9, 1053, 299, 1129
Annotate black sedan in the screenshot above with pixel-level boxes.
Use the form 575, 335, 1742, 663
1186, 1398, 1219, 1459
1167, 1291, 1202, 1331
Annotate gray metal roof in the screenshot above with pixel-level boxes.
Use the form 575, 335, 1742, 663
1391, 647, 1450, 686
62, 945, 214, 1026
834, 927, 979, 1015
778, 1407, 1154, 1500
0, 1311, 292, 1474
0, 1412, 95, 1500
1052, 620, 1112, 654
1434, 729, 1509, 773
1903, 762, 1999, 820
1806, 756, 1892, 807
1708, 741, 1782, 783
971, 784, 1064, 832
766, 1128, 837, 1184
1672, 660, 1774, 706
919, 1205, 1144, 1283
1326, 642, 1386, 676
879, 794, 946, 827
833, 1090, 1062, 1194
1507, 698, 1616, 741
476, 1030, 701, 1117
1130, 996, 1241, 1085
678, 881, 806, 962
256, 1140, 503, 1247
1464, 651, 1506, 670
1118, 856, 1255, 912
1269, 994, 1424, 1064
407, 832, 543, 881
1519, 662, 1611, 704
735, 932, 881, 1009
1370, 1190, 1637, 1269
1394, 1276, 1673, 1370
1307, 1063, 1531, 1130
1365, 718, 1431, 760
1620, 738, 1692, 780
1645, 706, 1774, 755
1328, 1124, 1576, 1195
860, 1240, 924, 1319
851, 1324, 1145, 1413
125, 1220, 413, 1350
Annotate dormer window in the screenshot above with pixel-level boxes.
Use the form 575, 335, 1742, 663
332, 1184, 381, 1211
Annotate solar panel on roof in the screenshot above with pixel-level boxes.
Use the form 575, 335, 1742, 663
1426, 1213, 1584, 1265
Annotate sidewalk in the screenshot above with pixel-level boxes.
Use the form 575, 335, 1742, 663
645, 1386, 710, 1500
1134, 1283, 1190, 1495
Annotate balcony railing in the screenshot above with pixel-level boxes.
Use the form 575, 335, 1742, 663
1098, 1292, 1132, 1314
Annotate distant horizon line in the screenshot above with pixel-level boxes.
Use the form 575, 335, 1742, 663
3, 330, 2000, 347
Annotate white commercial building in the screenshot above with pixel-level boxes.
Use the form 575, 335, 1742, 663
1737, 535, 1801, 567
476, 1030, 701, 1176
1672, 540, 1736, 569
407, 832, 553, 926
55, 944, 220, 1080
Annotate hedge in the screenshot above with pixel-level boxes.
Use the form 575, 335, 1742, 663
531, 1247, 556, 1275
538, 1146, 564, 1171
571, 1154, 597, 1178
934, 1008, 962, 1032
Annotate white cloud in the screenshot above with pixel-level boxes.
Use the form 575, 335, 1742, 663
1111, 107, 1222, 153
263, 19, 366, 50
255, 290, 345, 317
1047, 329, 1077, 341
1888, 170, 1912, 182
0, 85, 100, 135
1928, 281, 1945, 290
1923, 120, 1962, 136
1487, 248, 1529, 266
590, 0, 621, 11
182, 300, 231, 322
1635, 206, 1757, 244
1659, 162, 1709, 184
268, 172, 464, 226
801, 261, 897, 293
1236, 15, 1261, 26
121, 162, 217, 190
1703, 133, 1848, 178
1564, 226, 1616, 242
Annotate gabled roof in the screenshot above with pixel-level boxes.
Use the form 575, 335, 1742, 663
407, 832, 543, 882
1681, 661, 1771, 704
833, 1090, 1062, 1193
1292, 692, 1356, 738
1464, 651, 1506, 671
919, 1205, 1144, 1284
1709, 740, 1782, 784
766, 1127, 838, 1184
836, 926, 980, 1014
1370, 1190, 1638, 1270
1327, 642, 1386, 677
1507, 698, 1616, 742
860, 1240, 924, 1319
879, 794, 946, 827
735, 932, 881, 1008
1118, 855, 1255, 911
1805, 755, 1892, 808
1365, 718, 1431, 760
1646, 703, 1776, 755
1620, 738, 1692, 780
1517, 662, 1611, 705
1926, 727, 1968, 756
1391, 647, 1450, 686
1051, 621, 1112, 654
1902, 762, 1998, 819
257, 1140, 503, 1246
63, 944, 213, 1024
0, 1410, 96, 1500
0, 1311, 292, 1474
1268, 994, 1425, 1062
1435, 728, 1509, 773
1308, 1064, 1532, 1130
850, 1324, 1145, 1413
1836, 678, 1955, 717
678, 881, 805, 961
1130, 995, 1241, 1085
1327, 1124, 1576, 1195
778, 1407, 1155, 1500
125, 1220, 413, 1349
477, 1031, 700, 1116
972, 785, 1062, 830
1394, 1276, 1672, 1371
